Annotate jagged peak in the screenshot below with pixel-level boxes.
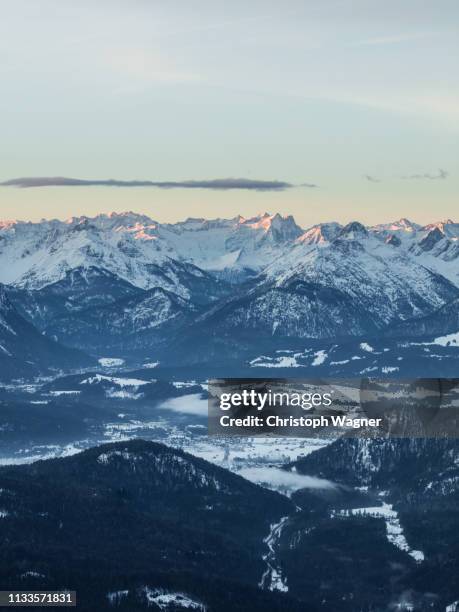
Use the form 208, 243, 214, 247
239, 211, 271, 226
107, 210, 138, 218
394, 218, 418, 231
297, 222, 342, 245
65, 211, 157, 227
423, 219, 456, 230
241, 211, 299, 228
422, 219, 459, 241
397, 217, 414, 226
338, 221, 369, 240
183, 217, 206, 224
370, 218, 420, 234
0, 219, 19, 230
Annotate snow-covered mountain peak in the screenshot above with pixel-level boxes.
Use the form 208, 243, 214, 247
175, 217, 207, 229
238, 211, 270, 222
268, 212, 302, 237
0, 220, 19, 231
239, 212, 303, 241
122, 223, 159, 242
370, 218, 420, 236
422, 219, 459, 239
391, 217, 418, 232
397, 217, 416, 228
242, 212, 273, 230
1, 211, 459, 294
297, 222, 342, 245
337, 221, 369, 241
165, 216, 237, 234
2, 211, 459, 365
244, 225, 459, 344
68, 211, 158, 231
0, 212, 178, 289
65, 215, 89, 225
62, 212, 165, 245
148, 212, 304, 276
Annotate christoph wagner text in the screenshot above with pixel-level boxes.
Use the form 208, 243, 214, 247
220, 415, 382, 429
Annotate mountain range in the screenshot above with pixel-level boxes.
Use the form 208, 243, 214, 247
0, 284, 94, 379
1, 212, 458, 378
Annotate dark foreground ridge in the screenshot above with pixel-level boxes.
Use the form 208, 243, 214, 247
0, 439, 301, 612
1, 437, 458, 610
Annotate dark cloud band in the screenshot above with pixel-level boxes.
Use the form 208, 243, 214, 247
400, 169, 448, 180
1, 176, 313, 191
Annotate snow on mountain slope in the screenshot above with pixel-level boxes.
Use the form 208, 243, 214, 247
0, 214, 166, 288
192, 222, 459, 342
1, 213, 459, 354
0, 211, 301, 292
1, 212, 458, 291
265, 222, 458, 322
296, 222, 342, 245
6, 266, 145, 330
156, 212, 303, 277
407, 221, 459, 285
0, 284, 93, 379
370, 218, 459, 286
389, 296, 459, 339
422, 219, 459, 240
370, 217, 421, 236
42, 286, 199, 353
0, 214, 231, 309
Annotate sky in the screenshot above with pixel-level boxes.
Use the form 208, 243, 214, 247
0, 0, 458, 228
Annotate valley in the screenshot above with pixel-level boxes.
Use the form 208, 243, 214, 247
0, 211, 458, 610
0, 378, 457, 611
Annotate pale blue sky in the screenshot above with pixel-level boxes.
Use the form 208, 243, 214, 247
0, 0, 458, 226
